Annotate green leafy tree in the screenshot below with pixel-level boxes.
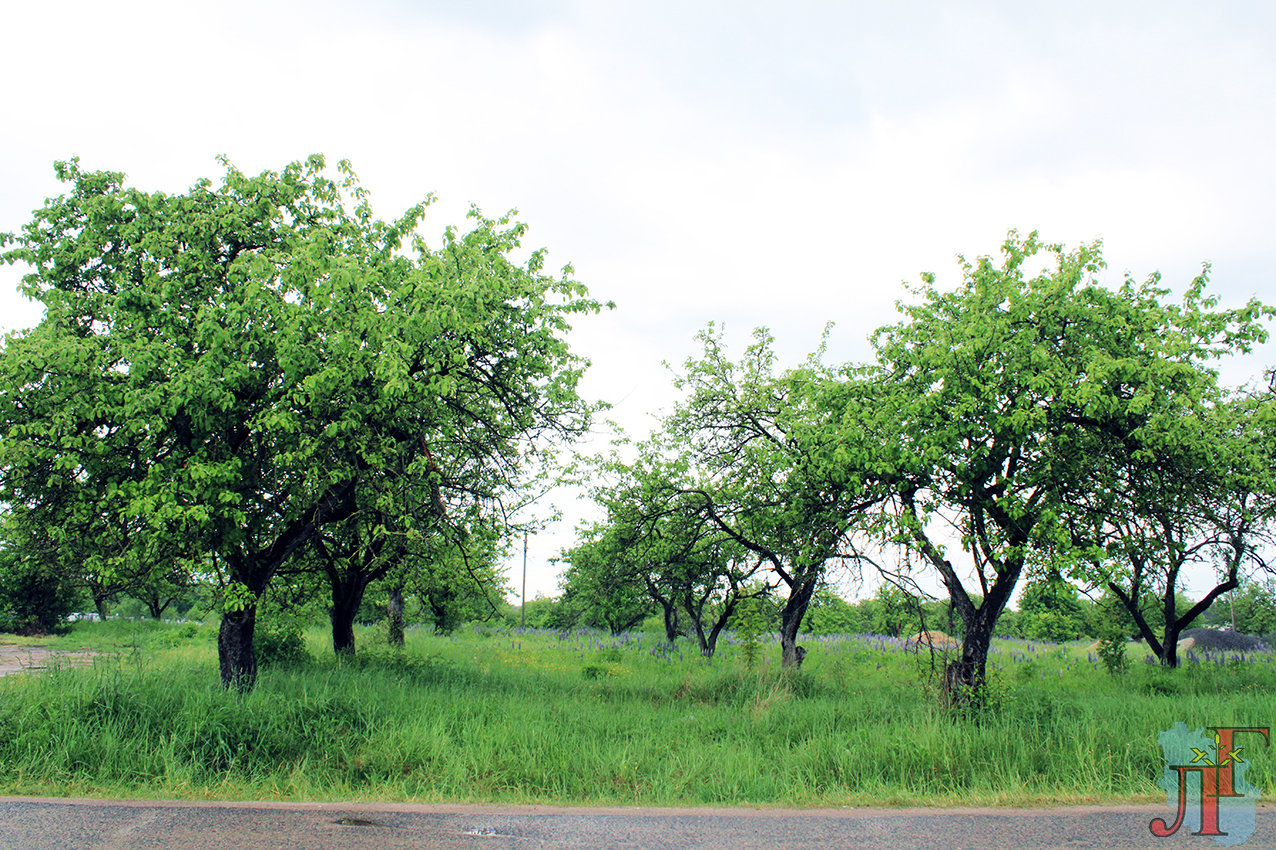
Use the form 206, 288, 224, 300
646, 326, 884, 667
0, 156, 605, 690
869, 584, 913, 637
1210, 576, 1276, 635
572, 454, 770, 655
130, 559, 200, 619
505, 593, 561, 630
802, 587, 862, 636
0, 534, 83, 634
407, 519, 511, 635
845, 231, 1270, 700
733, 596, 770, 670
0, 442, 192, 620
303, 467, 451, 654
1065, 382, 1275, 666
1017, 575, 1088, 642
557, 526, 655, 635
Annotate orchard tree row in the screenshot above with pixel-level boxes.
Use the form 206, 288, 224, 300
548, 566, 1276, 646
564, 232, 1275, 704
0, 156, 609, 691
2, 157, 1272, 705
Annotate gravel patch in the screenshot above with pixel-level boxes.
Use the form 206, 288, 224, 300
0, 644, 104, 676
1178, 628, 1269, 652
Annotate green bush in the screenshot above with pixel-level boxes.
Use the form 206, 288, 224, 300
1096, 636, 1129, 677
0, 552, 80, 635
255, 625, 311, 667
734, 598, 768, 671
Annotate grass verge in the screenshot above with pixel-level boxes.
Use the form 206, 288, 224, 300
1, 621, 1272, 807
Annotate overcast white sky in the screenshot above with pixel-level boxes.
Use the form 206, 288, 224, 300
2, 0, 1273, 602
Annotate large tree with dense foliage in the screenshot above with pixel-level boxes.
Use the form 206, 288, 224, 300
557, 518, 656, 635
0, 519, 83, 634
843, 232, 1271, 701
0, 155, 605, 690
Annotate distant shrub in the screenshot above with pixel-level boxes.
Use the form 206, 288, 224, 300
0, 553, 80, 635
256, 625, 310, 667
1096, 636, 1129, 677
734, 599, 768, 671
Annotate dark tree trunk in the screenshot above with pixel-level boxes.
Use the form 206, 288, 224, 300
685, 596, 737, 658
902, 488, 1028, 707
144, 589, 176, 620
607, 609, 650, 635
659, 598, 680, 642
1110, 579, 1165, 660
215, 478, 359, 690
941, 552, 1022, 706
1112, 567, 1238, 669
779, 576, 818, 668
318, 527, 395, 657
949, 587, 1017, 701
1161, 622, 1184, 667
686, 591, 710, 657
330, 572, 370, 656
947, 616, 995, 704
701, 597, 739, 659
689, 611, 710, 657
388, 584, 405, 647
663, 604, 683, 638
218, 605, 258, 692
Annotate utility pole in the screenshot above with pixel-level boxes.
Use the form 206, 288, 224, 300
521, 530, 528, 629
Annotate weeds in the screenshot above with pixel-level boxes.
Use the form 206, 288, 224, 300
0, 621, 1272, 806
1097, 637, 1129, 677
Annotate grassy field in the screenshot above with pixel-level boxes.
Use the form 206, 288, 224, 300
0, 619, 1272, 807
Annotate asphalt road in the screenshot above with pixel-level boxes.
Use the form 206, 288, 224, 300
4, 798, 1275, 850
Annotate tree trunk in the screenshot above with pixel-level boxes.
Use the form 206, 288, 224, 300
1156, 571, 1237, 668
944, 563, 1020, 706
660, 599, 681, 642
685, 597, 735, 658
218, 605, 258, 692
689, 613, 711, 657
778, 596, 809, 668
779, 630, 803, 667
145, 590, 174, 620
1160, 622, 1183, 667
215, 478, 360, 691
777, 569, 820, 668
947, 616, 995, 706
702, 598, 738, 659
387, 584, 405, 647
330, 573, 368, 656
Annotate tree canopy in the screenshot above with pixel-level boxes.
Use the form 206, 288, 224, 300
577, 326, 884, 667
0, 155, 607, 689
847, 232, 1272, 694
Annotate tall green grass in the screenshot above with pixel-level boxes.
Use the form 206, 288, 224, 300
1, 622, 1272, 806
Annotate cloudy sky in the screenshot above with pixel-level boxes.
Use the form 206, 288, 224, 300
2, 0, 1273, 601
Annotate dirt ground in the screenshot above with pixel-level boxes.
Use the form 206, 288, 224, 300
0, 643, 103, 676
